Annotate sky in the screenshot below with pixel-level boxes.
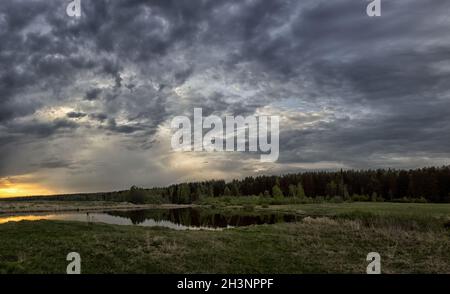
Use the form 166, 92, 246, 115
1, 0, 450, 197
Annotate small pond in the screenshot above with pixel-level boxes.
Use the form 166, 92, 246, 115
0, 208, 301, 230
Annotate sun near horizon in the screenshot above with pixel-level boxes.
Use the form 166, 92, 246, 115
0, 178, 55, 199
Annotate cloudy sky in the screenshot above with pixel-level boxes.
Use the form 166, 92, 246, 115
1, 0, 450, 197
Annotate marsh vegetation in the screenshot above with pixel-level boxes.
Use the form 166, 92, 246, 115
0, 201, 448, 274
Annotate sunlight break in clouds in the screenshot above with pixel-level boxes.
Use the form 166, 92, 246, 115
0, 176, 55, 198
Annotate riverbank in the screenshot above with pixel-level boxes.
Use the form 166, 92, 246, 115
0, 200, 194, 215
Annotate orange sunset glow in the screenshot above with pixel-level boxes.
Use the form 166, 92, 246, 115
0, 177, 55, 198
0, 215, 55, 224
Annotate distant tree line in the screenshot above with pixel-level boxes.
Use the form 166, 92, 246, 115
147, 166, 450, 204
3, 166, 450, 204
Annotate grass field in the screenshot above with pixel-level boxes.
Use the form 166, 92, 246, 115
0, 201, 449, 274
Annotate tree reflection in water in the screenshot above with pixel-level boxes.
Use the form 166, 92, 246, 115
106, 208, 300, 228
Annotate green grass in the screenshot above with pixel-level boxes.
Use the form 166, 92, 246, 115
197, 196, 310, 206
264, 202, 450, 230
268, 202, 450, 217
0, 202, 449, 274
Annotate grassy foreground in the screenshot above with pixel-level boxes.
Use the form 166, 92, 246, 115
0, 202, 449, 274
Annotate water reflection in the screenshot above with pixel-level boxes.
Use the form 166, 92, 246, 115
107, 208, 300, 228
0, 208, 300, 230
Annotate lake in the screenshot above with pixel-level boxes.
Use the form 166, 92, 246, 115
0, 208, 301, 230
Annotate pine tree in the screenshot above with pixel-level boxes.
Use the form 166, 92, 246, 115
371, 192, 378, 202
272, 185, 284, 199
288, 185, 297, 197
297, 182, 306, 198
179, 183, 190, 204
326, 180, 337, 197
343, 185, 350, 200
223, 186, 232, 196
207, 185, 214, 198
230, 182, 240, 196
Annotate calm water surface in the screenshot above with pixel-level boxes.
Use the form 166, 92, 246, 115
0, 208, 300, 230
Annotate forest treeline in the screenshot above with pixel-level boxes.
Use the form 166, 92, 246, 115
4, 166, 450, 204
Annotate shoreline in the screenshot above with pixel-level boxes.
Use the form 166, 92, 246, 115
0, 201, 196, 215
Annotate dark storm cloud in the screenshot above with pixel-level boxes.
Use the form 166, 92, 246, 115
35, 158, 75, 169
0, 0, 96, 124
67, 111, 87, 118
84, 88, 102, 101
89, 112, 108, 122
5, 118, 79, 137
0, 0, 450, 193
104, 118, 142, 134
254, 0, 450, 169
